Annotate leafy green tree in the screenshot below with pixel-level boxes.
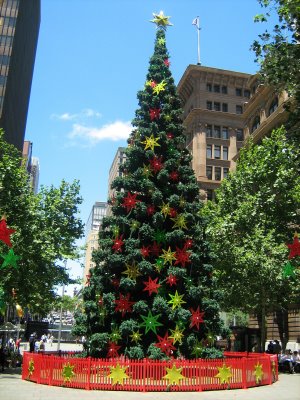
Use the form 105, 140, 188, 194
0, 130, 84, 316
204, 127, 300, 350
252, 0, 300, 137
74, 17, 224, 360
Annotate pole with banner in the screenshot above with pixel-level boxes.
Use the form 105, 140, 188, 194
192, 16, 201, 65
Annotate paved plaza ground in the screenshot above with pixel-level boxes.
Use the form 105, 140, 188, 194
0, 343, 298, 400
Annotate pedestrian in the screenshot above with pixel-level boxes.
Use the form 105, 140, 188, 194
0, 346, 6, 372
15, 338, 21, 353
29, 334, 35, 352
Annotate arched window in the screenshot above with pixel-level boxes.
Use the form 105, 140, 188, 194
251, 115, 260, 133
268, 97, 278, 116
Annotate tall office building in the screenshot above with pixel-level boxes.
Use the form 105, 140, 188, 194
177, 64, 288, 200
0, 0, 40, 151
107, 147, 126, 215
83, 202, 107, 283
22, 140, 39, 193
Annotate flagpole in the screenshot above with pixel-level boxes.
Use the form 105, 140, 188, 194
197, 18, 201, 65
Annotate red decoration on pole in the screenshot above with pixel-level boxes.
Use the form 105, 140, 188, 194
190, 306, 205, 330
140, 246, 151, 258
0, 218, 15, 247
115, 293, 134, 316
149, 156, 164, 173
143, 276, 161, 295
166, 274, 178, 287
122, 192, 140, 212
149, 108, 161, 120
112, 235, 124, 252
287, 232, 300, 259
107, 341, 121, 358
155, 332, 176, 356
175, 247, 191, 267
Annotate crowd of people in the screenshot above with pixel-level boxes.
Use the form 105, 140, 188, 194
29, 332, 54, 352
0, 336, 22, 372
266, 340, 300, 374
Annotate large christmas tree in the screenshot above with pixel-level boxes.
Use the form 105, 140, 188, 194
74, 12, 224, 359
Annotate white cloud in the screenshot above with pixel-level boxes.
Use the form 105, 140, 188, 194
68, 120, 132, 145
51, 108, 102, 121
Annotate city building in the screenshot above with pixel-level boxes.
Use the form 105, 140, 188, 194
83, 202, 107, 283
177, 64, 289, 200
22, 140, 39, 193
107, 147, 126, 215
0, 0, 40, 151
177, 65, 251, 201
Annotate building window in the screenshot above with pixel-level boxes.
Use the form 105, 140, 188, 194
206, 125, 213, 137
222, 103, 228, 112
214, 145, 221, 159
206, 166, 212, 180
222, 127, 229, 139
251, 115, 260, 133
214, 102, 221, 111
222, 86, 227, 94
244, 89, 250, 98
206, 101, 212, 110
215, 167, 221, 181
206, 83, 212, 92
0, 55, 10, 66
236, 128, 244, 141
223, 167, 229, 179
236, 88, 242, 96
206, 144, 212, 158
223, 146, 228, 160
214, 125, 221, 138
206, 189, 215, 201
268, 97, 278, 116
0, 75, 5, 85
236, 105, 243, 114
213, 84, 220, 93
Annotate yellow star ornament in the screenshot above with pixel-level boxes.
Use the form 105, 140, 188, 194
171, 214, 188, 230
122, 262, 141, 281
108, 363, 129, 385
168, 290, 186, 309
141, 134, 160, 151
163, 364, 185, 385
130, 330, 142, 343
160, 202, 171, 218
28, 358, 34, 378
161, 246, 176, 265
62, 362, 75, 382
153, 80, 167, 95
215, 363, 232, 384
169, 325, 184, 344
150, 11, 173, 29
253, 362, 264, 384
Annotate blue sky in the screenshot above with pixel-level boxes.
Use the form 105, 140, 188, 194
25, 0, 276, 285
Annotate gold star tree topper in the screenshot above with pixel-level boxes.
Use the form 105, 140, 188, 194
150, 11, 173, 29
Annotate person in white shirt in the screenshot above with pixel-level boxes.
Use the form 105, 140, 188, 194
291, 351, 300, 373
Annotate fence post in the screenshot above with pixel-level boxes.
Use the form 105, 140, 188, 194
142, 358, 147, 392
242, 357, 247, 389
86, 356, 91, 390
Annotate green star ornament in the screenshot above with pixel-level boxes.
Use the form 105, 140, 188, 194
215, 363, 232, 384
191, 339, 205, 358
108, 363, 129, 385
142, 164, 153, 178
154, 230, 166, 244
150, 11, 173, 29
140, 310, 163, 334
155, 258, 164, 272
1, 248, 20, 269
130, 220, 140, 232
110, 327, 121, 343
283, 261, 295, 278
168, 290, 186, 309
62, 362, 75, 382
163, 364, 185, 385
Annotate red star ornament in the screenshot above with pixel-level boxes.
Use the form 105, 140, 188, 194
164, 59, 170, 67
111, 278, 120, 288
140, 246, 151, 258
149, 108, 161, 120
175, 247, 191, 267
166, 132, 174, 139
184, 238, 193, 249
150, 80, 157, 87
190, 306, 205, 330
112, 235, 124, 252
155, 332, 176, 356
115, 293, 134, 316
0, 218, 15, 247
151, 241, 161, 257
107, 341, 121, 358
287, 233, 300, 259
169, 171, 179, 182
147, 205, 155, 216
149, 156, 164, 173
169, 208, 177, 218
122, 192, 139, 213
143, 276, 161, 296
166, 274, 178, 287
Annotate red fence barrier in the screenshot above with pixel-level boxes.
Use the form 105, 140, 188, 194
22, 352, 278, 392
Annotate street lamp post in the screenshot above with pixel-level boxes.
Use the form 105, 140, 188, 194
57, 260, 67, 351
